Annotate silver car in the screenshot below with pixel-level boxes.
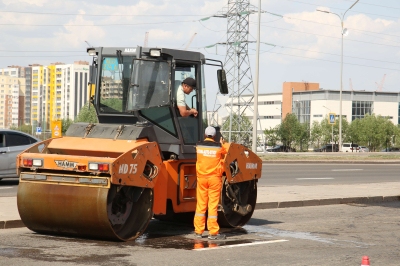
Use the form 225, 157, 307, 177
0, 129, 41, 180
359, 146, 369, 152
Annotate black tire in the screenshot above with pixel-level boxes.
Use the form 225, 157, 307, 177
218, 178, 257, 228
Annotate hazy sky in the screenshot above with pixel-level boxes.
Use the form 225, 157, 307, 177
0, 0, 399, 110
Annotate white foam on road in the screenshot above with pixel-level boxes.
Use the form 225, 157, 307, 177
332, 169, 363, 171
0, 187, 13, 190
296, 178, 335, 180
193, 239, 288, 251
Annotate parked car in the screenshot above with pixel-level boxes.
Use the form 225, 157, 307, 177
256, 146, 265, 152
359, 146, 369, 152
313, 144, 339, 152
0, 130, 41, 180
342, 143, 359, 152
266, 145, 296, 152
380, 147, 400, 152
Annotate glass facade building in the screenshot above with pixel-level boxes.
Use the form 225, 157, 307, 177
352, 101, 373, 121
292, 100, 310, 124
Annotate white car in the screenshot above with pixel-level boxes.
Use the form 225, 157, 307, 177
359, 146, 369, 152
0, 130, 41, 180
342, 143, 359, 152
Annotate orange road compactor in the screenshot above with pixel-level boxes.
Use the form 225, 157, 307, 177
17, 46, 262, 241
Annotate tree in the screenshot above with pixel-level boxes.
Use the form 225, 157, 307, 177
9, 124, 34, 135
319, 118, 332, 145
61, 118, 74, 135
320, 116, 349, 145
264, 126, 279, 147
295, 122, 310, 151
346, 117, 362, 144
76, 102, 98, 123
358, 114, 393, 152
310, 120, 322, 149
276, 113, 301, 150
222, 113, 253, 147
381, 116, 395, 151
393, 125, 400, 147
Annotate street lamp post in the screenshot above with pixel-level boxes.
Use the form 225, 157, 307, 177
317, 0, 359, 152
323, 106, 334, 152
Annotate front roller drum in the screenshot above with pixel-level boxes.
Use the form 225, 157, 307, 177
218, 178, 257, 227
17, 182, 153, 241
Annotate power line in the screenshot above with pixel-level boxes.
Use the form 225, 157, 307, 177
342, 0, 400, 10
198, 21, 225, 32
0, 10, 207, 17
257, 11, 400, 39
285, 0, 400, 20
0, 19, 197, 27
251, 21, 400, 43
0, 55, 89, 57
278, 45, 400, 65
0, 50, 86, 53
258, 24, 400, 48
253, 48, 400, 72
204, 34, 400, 67
248, 32, 400, 65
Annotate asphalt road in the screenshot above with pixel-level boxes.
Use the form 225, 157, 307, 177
1, 164, 400, 196
0, 201, 399, 265
260, 163, 400, 186
0, 178, 18, 196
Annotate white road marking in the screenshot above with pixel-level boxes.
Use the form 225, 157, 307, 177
0, 187, 13, 190
296, 178, 334, 180
332, 169, 363, 171
193, 239, 288, 251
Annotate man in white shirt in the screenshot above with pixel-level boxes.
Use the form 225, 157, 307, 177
176, 77, 198, 117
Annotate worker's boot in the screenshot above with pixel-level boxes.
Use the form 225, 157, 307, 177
194, 233, 203, 239
208, 233, 226, 240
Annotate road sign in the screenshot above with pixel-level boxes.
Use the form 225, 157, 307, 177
329, 113, 336, 125
51, 121, 62, 138
36, 127, 41, 135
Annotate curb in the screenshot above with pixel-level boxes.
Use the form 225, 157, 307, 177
0, 220, 25, 229
255, 195, 400, 210
262, 160, 400, 164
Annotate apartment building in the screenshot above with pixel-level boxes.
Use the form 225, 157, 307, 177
0, 75, 24, 128
30, 61, 90, 130
53, 61, 90, 121
0, 66, 32, 125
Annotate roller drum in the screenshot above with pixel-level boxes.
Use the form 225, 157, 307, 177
17, 182, 153, 241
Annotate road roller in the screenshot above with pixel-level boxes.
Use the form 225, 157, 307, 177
17, 46, 262, 241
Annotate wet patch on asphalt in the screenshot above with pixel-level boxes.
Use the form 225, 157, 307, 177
0, 246, 132, 266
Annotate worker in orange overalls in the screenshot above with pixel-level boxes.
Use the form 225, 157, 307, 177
194, 126, 227, 240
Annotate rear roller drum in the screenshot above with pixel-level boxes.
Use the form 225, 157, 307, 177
107, 185, 154, 241
218, 177, 257, 227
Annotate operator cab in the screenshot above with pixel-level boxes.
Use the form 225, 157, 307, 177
87, 46, 227, 159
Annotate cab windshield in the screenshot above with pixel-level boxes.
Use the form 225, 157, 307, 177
99, 56, 170, 113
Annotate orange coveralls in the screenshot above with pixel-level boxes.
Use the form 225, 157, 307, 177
194, 138, 227, 236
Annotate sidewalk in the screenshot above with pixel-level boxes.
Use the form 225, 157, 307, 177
2, 182, 400, 229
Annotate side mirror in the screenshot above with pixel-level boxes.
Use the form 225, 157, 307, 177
217, 69, 228, 95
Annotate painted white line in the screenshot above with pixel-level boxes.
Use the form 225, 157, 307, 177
193, 239, 288, 251
332, 169, 363, 171
296, 178, 334, 180
0, 187, 13, 190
